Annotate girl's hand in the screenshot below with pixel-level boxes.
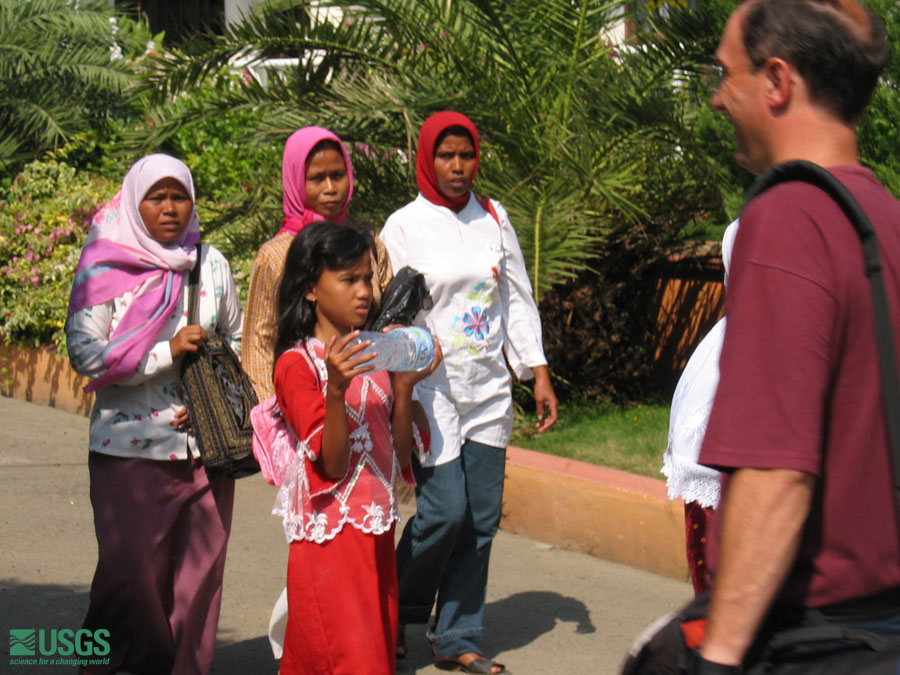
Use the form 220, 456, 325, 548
323, 331, 376, 396
394, 336, 443, 391
170, 406, 192, 432
170, 324, 207, 359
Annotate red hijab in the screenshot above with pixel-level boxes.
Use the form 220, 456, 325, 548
415, 111, 480, 212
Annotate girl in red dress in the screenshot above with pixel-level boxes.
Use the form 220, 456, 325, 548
270, 221, 441, 674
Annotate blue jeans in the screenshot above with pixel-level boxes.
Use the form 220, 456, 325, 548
396, 439, 507, 657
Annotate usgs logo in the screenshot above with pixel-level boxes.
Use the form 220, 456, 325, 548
9, 628, 110, 657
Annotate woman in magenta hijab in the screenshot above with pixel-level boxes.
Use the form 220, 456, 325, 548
66, 154, 242, 674
381, 112, 558, 673
243, 126, 392, 402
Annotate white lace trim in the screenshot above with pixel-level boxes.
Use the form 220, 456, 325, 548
661, 451, 721, 508
273, 502, 401, 544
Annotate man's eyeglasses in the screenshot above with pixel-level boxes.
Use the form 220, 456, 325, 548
703, 64, 727, 90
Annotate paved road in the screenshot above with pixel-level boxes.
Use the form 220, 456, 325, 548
0, 396, 691, 674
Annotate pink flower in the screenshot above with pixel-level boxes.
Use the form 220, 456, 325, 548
135, 415, 142, 421
102, 439, 111, 446
170, 454, 178, 460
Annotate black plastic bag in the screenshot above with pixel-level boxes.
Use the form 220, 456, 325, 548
370, 266, 433, 331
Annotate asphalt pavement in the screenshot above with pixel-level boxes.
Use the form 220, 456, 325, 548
0, 395, 691, 674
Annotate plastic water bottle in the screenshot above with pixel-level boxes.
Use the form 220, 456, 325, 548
355, 327, 435, 373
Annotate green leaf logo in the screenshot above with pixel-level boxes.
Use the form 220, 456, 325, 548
10, 629, 35, 656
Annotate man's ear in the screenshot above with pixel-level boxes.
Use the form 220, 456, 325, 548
764, 57, 793, 110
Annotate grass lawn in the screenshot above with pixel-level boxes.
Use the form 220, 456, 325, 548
511, 400, 669, 480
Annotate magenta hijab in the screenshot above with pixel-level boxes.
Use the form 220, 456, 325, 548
67, 154, 200, 393
279, 126, 354, 235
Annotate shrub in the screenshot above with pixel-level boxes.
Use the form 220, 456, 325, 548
0, 160, 114, 350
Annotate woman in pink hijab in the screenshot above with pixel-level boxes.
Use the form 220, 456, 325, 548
243, 126, 392, 401
66, 154, 242, 675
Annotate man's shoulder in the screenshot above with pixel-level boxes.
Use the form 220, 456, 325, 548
741, 165, 899, 237
746, 165, 895, 211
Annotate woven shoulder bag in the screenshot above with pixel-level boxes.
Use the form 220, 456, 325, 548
180, 244, 260, 478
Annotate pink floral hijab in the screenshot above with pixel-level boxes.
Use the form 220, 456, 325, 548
279, 126, 354, 235
67, 154, 200, 392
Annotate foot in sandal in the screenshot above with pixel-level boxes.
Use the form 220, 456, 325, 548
433, 651, 507, 674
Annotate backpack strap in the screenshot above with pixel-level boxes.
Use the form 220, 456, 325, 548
745, 160, 900, 521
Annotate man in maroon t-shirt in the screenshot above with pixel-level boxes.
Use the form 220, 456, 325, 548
694, 0, 899, 671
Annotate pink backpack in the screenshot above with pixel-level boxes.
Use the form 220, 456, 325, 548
250, 396, 299, 486
250, 346, 319, 486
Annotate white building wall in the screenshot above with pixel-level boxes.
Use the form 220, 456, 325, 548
225, 0, 262, 27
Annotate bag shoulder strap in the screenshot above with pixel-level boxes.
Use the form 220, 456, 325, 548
187, 243, 201, 325
477, 197, 502, 228
745, 160, 900, 520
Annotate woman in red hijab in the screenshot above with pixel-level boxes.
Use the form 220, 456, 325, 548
381, 112, 558, 673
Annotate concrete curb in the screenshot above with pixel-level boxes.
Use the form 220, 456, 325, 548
0, 344, 687, 582
503, 447, 686, 580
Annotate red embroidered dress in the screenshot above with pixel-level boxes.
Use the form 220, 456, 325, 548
272, 338, 402, 544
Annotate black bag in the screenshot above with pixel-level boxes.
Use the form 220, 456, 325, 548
369, 266, 433, 331
622, 592, 900, 675
622, 162, 900, 675
180, 244, 260, 479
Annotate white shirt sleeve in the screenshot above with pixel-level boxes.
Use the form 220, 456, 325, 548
493, 201, 547, 379
213, 251, 243, 357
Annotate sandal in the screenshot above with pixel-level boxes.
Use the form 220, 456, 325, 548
433, 652, 508, 674
396, 624, 407, 659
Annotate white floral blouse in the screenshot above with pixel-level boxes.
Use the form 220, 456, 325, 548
380, 193, 547, 466
66, 244, 242, 461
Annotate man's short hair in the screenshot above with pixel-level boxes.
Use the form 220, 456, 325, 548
741, 0, 888, 123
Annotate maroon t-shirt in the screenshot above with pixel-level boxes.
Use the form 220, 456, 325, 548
700, 165, 900, 608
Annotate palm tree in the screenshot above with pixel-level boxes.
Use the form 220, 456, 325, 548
137, 0, 723, 298
0, 0, 142, 168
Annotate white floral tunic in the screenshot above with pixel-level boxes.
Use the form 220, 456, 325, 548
66, 244, 242, 461
380, 193, 547, 466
